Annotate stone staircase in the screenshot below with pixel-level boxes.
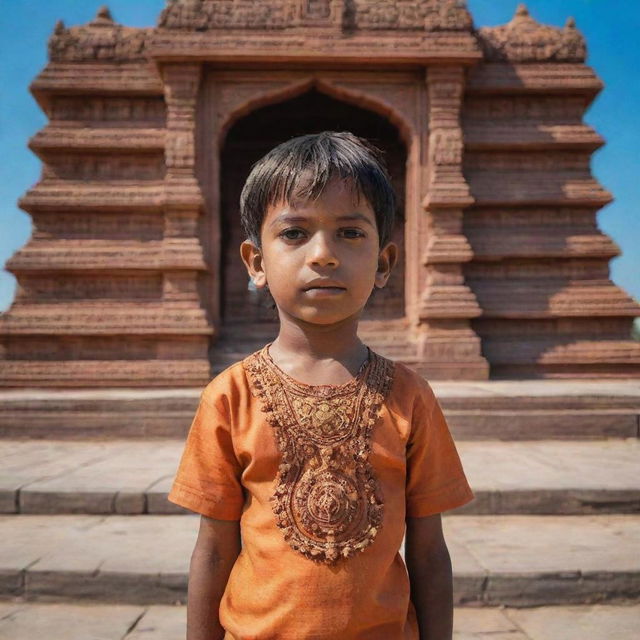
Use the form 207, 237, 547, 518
1, 379, 639, 638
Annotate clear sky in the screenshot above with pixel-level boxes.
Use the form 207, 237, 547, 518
0, 0, 638, 313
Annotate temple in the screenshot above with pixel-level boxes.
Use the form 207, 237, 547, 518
0, 4, 639, 621
1, 0, 639, 388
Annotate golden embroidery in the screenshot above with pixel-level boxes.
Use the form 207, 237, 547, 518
243, 343, 395, 565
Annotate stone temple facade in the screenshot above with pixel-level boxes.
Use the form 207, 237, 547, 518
1, 0, 639, 388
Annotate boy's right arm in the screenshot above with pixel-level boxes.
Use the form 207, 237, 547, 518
187, 514, 241, 640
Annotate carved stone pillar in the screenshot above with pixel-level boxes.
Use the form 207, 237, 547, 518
417, 66, 489, 379
161, 64, 209, 312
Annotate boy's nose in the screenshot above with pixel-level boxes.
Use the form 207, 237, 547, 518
308, 232, 339, 267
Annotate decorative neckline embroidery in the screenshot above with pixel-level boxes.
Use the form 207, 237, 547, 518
264, 341, 371, 393
243, 343, 395, 565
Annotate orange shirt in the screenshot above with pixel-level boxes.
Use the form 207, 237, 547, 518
168, 343, 473, 639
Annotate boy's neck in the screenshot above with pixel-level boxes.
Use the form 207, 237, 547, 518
269, 313, 369, 382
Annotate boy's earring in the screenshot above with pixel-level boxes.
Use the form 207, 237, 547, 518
248, 277, 257, 292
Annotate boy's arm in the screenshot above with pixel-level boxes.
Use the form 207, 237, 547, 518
405, 513, 453, 640
187, 514, 241, 640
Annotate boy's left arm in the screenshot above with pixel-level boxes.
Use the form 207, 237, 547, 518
405, 513, 453, 640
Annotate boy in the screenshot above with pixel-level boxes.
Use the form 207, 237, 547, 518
168, 131, 473, 640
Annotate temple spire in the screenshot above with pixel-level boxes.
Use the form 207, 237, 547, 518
91, 5, 115, 26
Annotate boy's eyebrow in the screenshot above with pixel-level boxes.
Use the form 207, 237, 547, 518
269, 213, 374, 228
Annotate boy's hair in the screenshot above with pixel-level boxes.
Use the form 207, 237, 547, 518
240, 131, 396, 249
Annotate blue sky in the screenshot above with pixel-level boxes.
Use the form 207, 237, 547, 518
0, 0, 638, 312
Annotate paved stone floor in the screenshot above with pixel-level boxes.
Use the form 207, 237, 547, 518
0, 602, 638, 639
1, 381, 637, 630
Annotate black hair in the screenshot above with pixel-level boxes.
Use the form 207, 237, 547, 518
239, 131, 396, 249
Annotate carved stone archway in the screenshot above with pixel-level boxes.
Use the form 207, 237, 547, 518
218, 88, 407, 325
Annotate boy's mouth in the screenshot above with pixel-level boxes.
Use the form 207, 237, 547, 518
303, 279, 346, 292
304, 281, 346, 298
304, 287, 346, 297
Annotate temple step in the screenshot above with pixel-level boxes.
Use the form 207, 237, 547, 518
6, 239, 205, 271
465, 229, 619, 260
19, 180, 167, 212
31, 61, 163, 96
466, 63, 603, 95
464, 122, 604, 151
1, 439, 637, 516
30, 126, 165, 154
1, 381, 637, 438
0, 361, 212, 390
0, 302, 211, 335
466, 174, 611, 207
1, 512, 638, 606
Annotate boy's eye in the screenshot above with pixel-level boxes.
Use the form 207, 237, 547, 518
340, 228, 365, 239
279, 228, 306, 241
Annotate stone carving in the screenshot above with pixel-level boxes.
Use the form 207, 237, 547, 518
165, 131, 195, 170
465, 151, 591, 171
159, 0, 297, 30
163, 64, 201, 177
243, 344, 394, 564
43, 155, 165, 181
464, 96, 589, 122
420, 63, 485, 376
430, 129, 463, 165
17, 274, 161, 300
304, 0, 332, 20
353, 0, 472, 31
50, 97, 166, 124
424, 66, 472, 203
466, 260, 609, 280
465, 208, 598, 228
478, 4, 586, 62
48, 6, 151, 61
31, 213, 163, 240
19, 182, 167, 212
158, 0, 472, 31
1, 303, 211, 332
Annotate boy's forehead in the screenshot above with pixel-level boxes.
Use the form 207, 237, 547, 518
267, 178, 374, 220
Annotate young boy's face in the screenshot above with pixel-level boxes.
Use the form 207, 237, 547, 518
240, 176, 397, 327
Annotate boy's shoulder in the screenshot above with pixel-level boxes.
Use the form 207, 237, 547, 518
390, 358, 437, 402
199, 354, 254, 407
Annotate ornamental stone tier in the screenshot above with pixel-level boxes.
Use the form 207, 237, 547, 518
1, 1, 638, 386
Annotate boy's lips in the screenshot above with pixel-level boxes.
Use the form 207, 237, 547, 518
302, 279, 346, 291
304, 287, 346, 297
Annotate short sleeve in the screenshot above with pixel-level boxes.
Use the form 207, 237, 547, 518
167, 389, 244, 520
405, 384, 474, 518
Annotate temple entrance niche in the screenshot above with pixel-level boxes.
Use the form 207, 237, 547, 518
219, 89, 406, 325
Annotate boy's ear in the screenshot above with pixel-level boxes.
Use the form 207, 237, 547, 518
374, 241, 398, 289
240, 240, 268, 288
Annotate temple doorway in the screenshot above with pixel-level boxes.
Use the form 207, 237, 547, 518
219, 89, 406, 326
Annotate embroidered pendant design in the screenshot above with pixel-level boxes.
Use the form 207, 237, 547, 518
243, 344, 395, 565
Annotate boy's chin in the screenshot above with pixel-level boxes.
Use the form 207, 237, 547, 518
279, 307, 364, 327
